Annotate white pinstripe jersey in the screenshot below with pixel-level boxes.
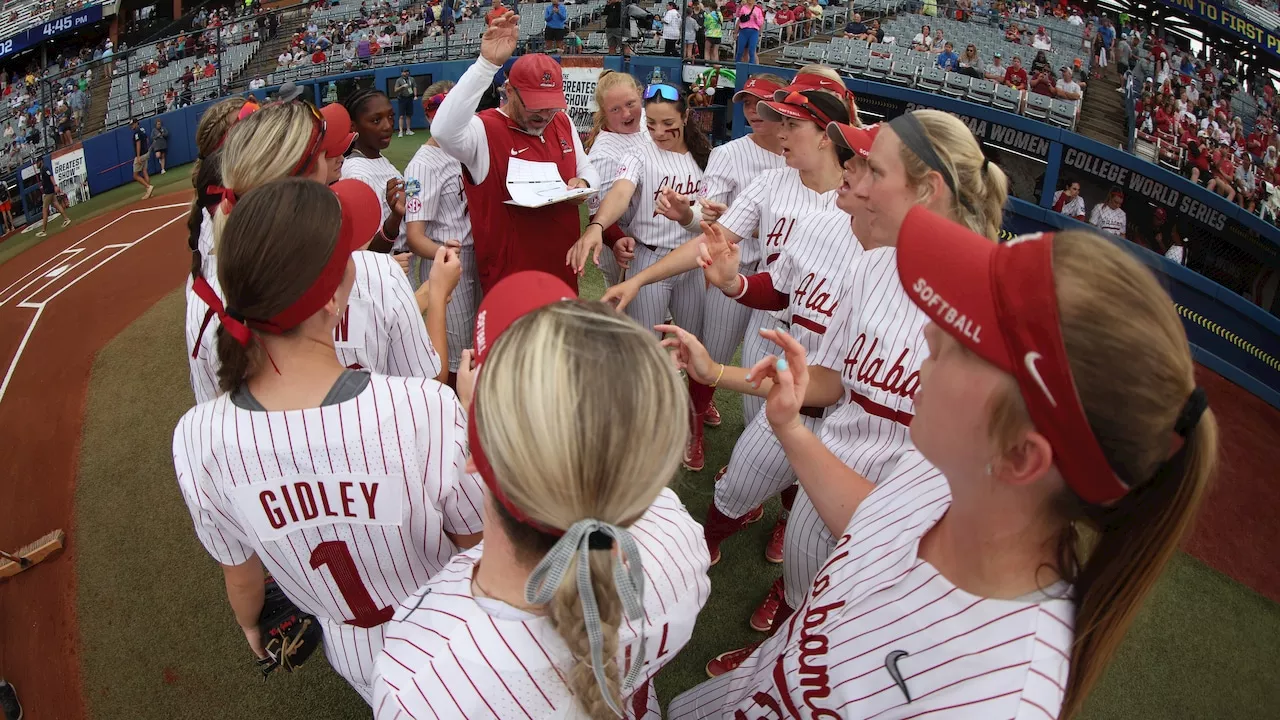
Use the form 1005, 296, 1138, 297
172, 375, 487, 694
671, 452, 1073, 719
718, 169, 839, 270
344, 154, 409, 252
372, 488, 712, 720
586, 128, 650, 219
809, 247, 929, 485
702, 135, 786, 209
766, 210, 863, 354
616, 145, 707, 249
185, 252, 442, 405
196, 208, 216, 279
404, 143, 474, 248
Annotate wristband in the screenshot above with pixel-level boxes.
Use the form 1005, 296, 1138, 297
587, 221, 604, 232
729, 273, 749, 300
710, 363, 726, 388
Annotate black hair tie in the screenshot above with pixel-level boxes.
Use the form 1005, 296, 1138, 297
1174, 387, 1208, 437
225, 307, 247, 323
588, 530, 615, 551
982, 157, 990, 174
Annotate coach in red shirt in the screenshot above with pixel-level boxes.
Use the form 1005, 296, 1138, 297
431, 10, 599, 293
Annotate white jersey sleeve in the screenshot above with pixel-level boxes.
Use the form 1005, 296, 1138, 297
336, 253, 442, 379
668, 452, 1073, 720
343, 155, 408, 252
587, 130, 650, 216
716, 173, 765, 243
404, 144, 473, 247
719, 169, 839, 269
702, 135, 786, 207
373, 488, 712, 719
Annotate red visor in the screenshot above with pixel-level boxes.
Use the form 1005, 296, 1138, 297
733, 76, 784, 103
757, 90, 837, 127
895, 207, 1129, 505
772, 73, 853, 101
191, 179, 380, 353
467, 271, 577, 536
827, 121, 880, 157
319, 103, 357, 158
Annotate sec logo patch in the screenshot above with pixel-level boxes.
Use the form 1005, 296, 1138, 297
406, 197, 422, 214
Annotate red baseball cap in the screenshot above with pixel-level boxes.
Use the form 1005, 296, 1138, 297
319, 102, 357, 158
732, 76, 783, 103
508, 54, 566, 110
473, 271, 576, 364
827, 121, 880, 157
895, 207, 1129, 505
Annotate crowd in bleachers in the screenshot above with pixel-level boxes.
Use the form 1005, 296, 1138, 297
269, 0, 426, 73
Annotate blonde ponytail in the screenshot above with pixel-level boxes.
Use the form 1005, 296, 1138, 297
897, 109, 1007, 241
547, 553, 626, 719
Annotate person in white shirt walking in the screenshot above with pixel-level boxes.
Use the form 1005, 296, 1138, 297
1089, 186, 1128, 238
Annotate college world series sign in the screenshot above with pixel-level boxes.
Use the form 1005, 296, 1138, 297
1157, 0, 1280, 62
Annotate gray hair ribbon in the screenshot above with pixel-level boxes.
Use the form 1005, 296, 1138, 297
525, 519, 646, 718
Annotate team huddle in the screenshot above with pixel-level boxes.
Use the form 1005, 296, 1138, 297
172, 10, 1218, 719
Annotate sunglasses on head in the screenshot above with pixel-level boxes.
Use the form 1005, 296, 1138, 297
279, 99, 327, 177
644, 84, 681, 102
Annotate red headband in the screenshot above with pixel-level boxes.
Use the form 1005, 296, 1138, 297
896, 207, 1129, 505
774, 73, 853, 102
191, 180, 380, 352
423, 92, 448, 115
758, 90, 838, 128
468, 395, 565, 536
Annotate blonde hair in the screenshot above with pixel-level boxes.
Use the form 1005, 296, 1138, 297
795, 64, 860, 126
423, 79, 455, 98
213, 102, 320, 252
897, 109, 1008, 240
475, 301, 687, 720
987, 232, 1216, 718
585, 70, 642, 151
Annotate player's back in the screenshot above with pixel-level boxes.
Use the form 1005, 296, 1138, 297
372, 488, 712, 719
702, 135, 785, 208
337, 251, 442, 378
172, 372, 485, 627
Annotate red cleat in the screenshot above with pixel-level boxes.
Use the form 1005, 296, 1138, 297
764, 517, 786, 564
704, 503, 764, 566
704, 402, 722, 427
706, 642, 762, 678
683, 409, 705, 472
750, 577, 786, 632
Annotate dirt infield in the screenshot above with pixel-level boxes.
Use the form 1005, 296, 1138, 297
0, 192, 191, 720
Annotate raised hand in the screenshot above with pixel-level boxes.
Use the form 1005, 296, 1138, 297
745, 329, 810, 434
656, 323, 720, 385
700, 198, 728, 222
696, 221, 740, 293
655, 186, 693, 224
480, 10, 520, 65
385, 178, 407, 218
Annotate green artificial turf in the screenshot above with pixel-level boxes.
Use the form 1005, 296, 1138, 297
68, 134, 1280, 718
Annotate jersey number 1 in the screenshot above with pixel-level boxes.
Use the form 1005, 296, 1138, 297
310, 541, 394, 628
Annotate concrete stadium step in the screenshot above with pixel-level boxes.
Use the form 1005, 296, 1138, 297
1076, 65, 1126, 149
82, 71, 113, 138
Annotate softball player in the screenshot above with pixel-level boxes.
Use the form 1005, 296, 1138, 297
173, 178, 486, 703
658, 110, 1011, 667
341, 88, 410, 253
185, 97, 244, 286
372, 272, 711, 719
669, 203, 1217, 720
584, 69, 650, 286
403, 81, 480, 380
695, 123, 874, 580
567, 83, 715, 471
187, 102, 445, 405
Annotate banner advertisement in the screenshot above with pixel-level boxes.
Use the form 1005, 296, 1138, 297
1155, 0, 1280, 62
51, 144, 91, 206
561, 57, 604, 136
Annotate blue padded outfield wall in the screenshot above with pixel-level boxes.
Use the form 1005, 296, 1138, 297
21, 56, 1280, 409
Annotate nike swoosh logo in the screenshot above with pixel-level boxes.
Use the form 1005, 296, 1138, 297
511, 147, 529, 156
884, 650, 911, 702
1024, 351, 1057, 407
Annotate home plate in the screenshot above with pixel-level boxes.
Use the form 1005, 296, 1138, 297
44, 265, 70, 279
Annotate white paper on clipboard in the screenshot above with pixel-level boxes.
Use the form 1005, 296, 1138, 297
504, 157, 596, 208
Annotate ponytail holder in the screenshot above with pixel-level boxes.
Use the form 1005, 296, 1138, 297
208, 184, 237, 213
982, 157, 990, 174
588, 530, 614, 550
1174, 387, 1207, 437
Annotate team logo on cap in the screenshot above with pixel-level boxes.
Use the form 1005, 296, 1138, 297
540, 71, 555, 88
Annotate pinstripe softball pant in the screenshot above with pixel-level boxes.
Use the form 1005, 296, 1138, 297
626, 244, 706, 339
409, 245, 481, 373
714, 408, 824, 518
782, 487, 837, 609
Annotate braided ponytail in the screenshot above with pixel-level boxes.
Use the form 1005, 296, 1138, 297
187, 151, 224, 280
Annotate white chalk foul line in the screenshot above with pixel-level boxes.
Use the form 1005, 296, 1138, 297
0, 211, 187, 407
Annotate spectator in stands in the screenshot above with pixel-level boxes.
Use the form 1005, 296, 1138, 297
684, 5, 700, 59
936, 42, 959, 71
957, 44, 985, 78
1097, 16, 1115, 71
1089, 186, 1128, 238
662, 1, 681, 56
140, 79, 151, 99
985, 52, 1006, 82
203, 61, 217, 79
910, 24, 932, 51
1030, 66, 1056, 97
1051, 180, 1086, 220
1055, 68, 1082, 100
312, 47, 327, 64
1236, 153, 1258, 213
1032, 26, 1051, 50
704, 1, 723, 61
736, 0, 764, 63
931, 27, 945, 52
843, 12, 870, 40
1005, 22, 1022, 45
775, 4, 794, 43
1207, 145, 1237, 203
34, 156, 72, 237
1031, 49, 1051, 75
1067, 8, 1083, 26
1004, 54, 1028, 89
